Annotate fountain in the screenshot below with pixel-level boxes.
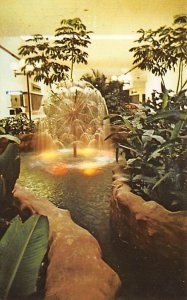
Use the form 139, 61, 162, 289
36, 81, 110, 153
16, 82, 184, 300
29, 80, 114, 176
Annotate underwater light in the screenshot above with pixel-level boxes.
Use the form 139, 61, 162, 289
58, 148, 72, 154
78, 161, 102, 176
81, 168, 102, 176
38, 151, 60, 160
48, 162, 68, 176
78, 148, 97, 156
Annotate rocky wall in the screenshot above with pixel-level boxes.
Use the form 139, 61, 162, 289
111, 165, 187, 260
13, 184, 121, 300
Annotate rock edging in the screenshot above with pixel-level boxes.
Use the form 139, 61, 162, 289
111, 165, 187, 260
13, 184, 121, 300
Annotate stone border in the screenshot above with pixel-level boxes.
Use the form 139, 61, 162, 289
13, 184, 121, 300
111, 165, 187, 260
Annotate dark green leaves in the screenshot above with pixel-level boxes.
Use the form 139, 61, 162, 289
0, 215, 49, 300
109, 88, 187, 211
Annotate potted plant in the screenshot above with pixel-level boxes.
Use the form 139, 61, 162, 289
109, 18, 187, 261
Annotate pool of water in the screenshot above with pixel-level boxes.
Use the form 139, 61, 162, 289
18, 153, 186, 300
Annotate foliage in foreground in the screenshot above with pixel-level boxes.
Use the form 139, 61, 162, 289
0, 214, 49, 300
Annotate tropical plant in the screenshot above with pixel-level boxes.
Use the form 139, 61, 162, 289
0, 140, 20, 212
106, 18, 187, 210
18, 33, 70, 86
18, 18, 92, 85
55, 18, 92, 80
81, 69, 107, 96
0, 214, 49, 300
104, 81, 130, 114
81, 69, 129, 113
107, 19, 187, 211
109, 86, 187, 211
0, 114, 36, 135
129, 19, 187, 92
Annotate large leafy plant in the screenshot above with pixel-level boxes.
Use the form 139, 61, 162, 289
18, 18, 92, 85
129, 18, 187, 92
55, 18, 92, 80
0, 214, 49, 299
108, 19, 187, 211
111, 87, 187, 211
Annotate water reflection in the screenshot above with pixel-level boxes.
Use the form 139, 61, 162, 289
28, 148, 114, 176
18, 152, 186, 300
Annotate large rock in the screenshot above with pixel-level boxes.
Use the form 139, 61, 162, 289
111, 165, 187, 260
13, 184, 121, 300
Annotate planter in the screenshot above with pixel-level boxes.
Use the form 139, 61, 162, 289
13, 184, 121, 300
111, 165, 187, 260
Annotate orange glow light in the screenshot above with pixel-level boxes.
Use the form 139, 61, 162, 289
78, 162, 102, 176
78, 148, 97, 156
38, 151, 59, 160
48, 162, 68, 176
81, 167, 101, 176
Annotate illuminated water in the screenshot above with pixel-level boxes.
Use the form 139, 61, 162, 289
37, 81, 110, 152
18, 152, 186, 300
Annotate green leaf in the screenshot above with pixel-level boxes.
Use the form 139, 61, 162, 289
147, 110, 187, 122
147, 139, 178, 161
118, 143, 140, 155
0, 127, 5, 134
122, 118, 136, 133
152, 135, 166, 144
0, 215, 49, 299
0, 135, 20, 144
142, 131, 166, 144
152, 172, 171, 190
127, 158, 140, 165
142, 130, 154, 143
161, 92, 169, 110
171, 120, 184, 140
133, 174, 157, 184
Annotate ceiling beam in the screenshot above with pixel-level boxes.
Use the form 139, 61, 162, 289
0, 44, 19, 60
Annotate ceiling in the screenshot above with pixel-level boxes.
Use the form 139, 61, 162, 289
0, 0, 186, 80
